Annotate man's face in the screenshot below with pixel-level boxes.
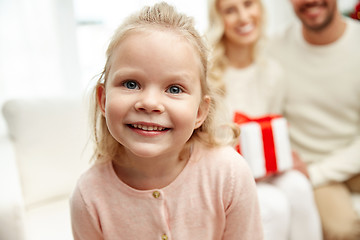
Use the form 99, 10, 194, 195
290, 0, 338, 32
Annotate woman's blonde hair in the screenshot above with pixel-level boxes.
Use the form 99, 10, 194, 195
206, 0, 266, 95
90, 2, 239, 164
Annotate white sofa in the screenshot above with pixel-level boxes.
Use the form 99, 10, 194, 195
0, 97, 92, 240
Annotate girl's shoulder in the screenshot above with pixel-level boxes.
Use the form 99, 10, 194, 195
74, 161, 114, 196
200, 144, 241, 161
192, 144, 257, 207
194, 143, 253, 178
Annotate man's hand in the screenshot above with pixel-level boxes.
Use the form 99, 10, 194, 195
292, 151, 310, 179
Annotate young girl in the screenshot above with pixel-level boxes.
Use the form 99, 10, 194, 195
206, 0, 322, 239
70, 2, 263, 240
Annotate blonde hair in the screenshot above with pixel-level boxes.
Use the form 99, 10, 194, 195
206, 0, 266, 95
90, 2, 239, 164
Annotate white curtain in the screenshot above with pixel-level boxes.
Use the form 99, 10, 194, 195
0, 0, 81, 136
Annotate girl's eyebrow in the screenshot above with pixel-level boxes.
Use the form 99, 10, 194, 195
111, 68, 198, 83
111, 68, 140, 79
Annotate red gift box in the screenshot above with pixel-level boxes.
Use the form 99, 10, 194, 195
234, 112, 293, 179
350, 2, 360, 20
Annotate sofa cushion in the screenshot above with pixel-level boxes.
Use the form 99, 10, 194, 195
2, 97, 91, 208
25, 197, 73, 240
0, 136, 26, 240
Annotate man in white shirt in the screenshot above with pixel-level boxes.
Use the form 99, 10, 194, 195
269, 1, 360, 239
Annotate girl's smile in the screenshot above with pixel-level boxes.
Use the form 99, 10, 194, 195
127, 122, 170, 137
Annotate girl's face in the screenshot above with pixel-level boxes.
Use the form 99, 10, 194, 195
218, 0, 262, 47
97, 30, 209, 160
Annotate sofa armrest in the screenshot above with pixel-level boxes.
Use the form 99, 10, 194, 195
0, 136, 26, 240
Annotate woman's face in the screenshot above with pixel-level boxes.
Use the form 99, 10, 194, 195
218, 0, 262, 47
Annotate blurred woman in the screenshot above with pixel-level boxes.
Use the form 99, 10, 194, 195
206, 0, 323, 239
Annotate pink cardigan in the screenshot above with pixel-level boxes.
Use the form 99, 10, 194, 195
70, 144, 263, 240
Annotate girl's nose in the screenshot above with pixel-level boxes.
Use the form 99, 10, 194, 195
134, 90, 165, 113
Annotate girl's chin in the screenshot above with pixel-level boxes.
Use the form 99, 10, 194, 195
125, 146, 172, 159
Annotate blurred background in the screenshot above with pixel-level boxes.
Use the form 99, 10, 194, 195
0, 0, 358, 137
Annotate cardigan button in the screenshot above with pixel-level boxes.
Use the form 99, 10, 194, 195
153, 191, 161, 198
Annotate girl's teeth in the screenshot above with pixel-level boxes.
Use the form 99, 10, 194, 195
132, 124, 164, 131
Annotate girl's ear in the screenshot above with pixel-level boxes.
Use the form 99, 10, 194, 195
96, 84, 106, 116
194, 95, 210, 129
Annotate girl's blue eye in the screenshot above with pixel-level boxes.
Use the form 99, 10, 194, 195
167, 85, 182, 94
124, 80, 139, 89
